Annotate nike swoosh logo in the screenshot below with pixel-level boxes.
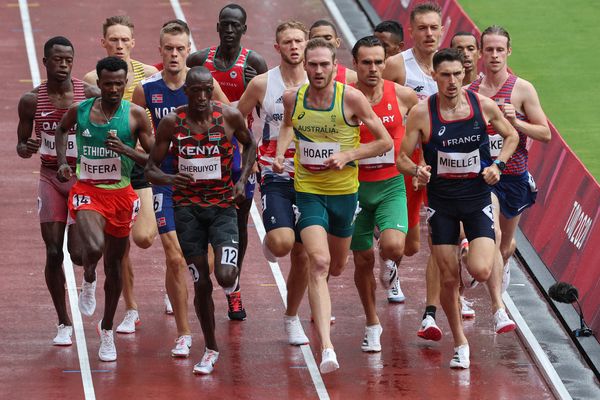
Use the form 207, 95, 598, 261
41, 111, 55, 117
232, 240, 239, 244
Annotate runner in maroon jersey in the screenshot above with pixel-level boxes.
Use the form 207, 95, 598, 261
187, 3, 267, 321
146, 66, 256, 375
16, 36, 98, 346
309, 19, 358, 84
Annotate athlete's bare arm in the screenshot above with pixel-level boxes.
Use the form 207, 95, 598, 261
131, 84, 147, 108
83, 82, 101, 98
236, 72, 267, 118
273, 88, 298, 173
397, 102, 431, 185
142, 63, 159, 77
223, 105, 257, 202
186, 48, 210, 68
212, 78, 230, 104
508, 78, 551, 143
383, 53, 406, 85
82, 70, 98, 86
245, 50, 268, 84
16, 90, 41, 158
344, 68, 358, 85
55, 104, 80, 181
394, 82, 419, 115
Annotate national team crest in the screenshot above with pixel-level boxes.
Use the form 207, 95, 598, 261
230, 71, 238, 79
152, 93, 163, 104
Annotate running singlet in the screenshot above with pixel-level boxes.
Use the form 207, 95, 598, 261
469, 74, 529, 175
171, 103, 234, 208
402, 48, 438, 101
292, 82, 360, 195
353, 80, 404, 182
75, 98, 134, 189
335, 64, 347, 84
35, 79, 86, 169
204, 46, 250, 102
142, 72, 187, 174
253, 66, 306, 184
424, 90, 491, 200
123, 60, 146, 102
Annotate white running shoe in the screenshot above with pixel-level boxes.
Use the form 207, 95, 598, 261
501, 262, 511, 293
53, 324, 73, 346
379, 259, 398, 289
387, 277, 406, 303
460, 297, 476, 319
78, 277, 97, 316
116, 309, 140, 334
262, 239, 277, 263
171, 335, 192, 358
449, 343, 470, 369
361, 324, 383, 352
164, 294, 174, 315
193, 348, 219, 375
417, 315, 442, 341
494, 308, 516, 334
319, 348, 339, 374
284, 315, 309, 345
98, 321, 116, 362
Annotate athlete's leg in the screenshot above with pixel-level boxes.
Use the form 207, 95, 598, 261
403, 225, 421, 257
499, 213, 520, 265
265, 227, 295, 257
101, 234, 129, 330
434, 244, 466, 347
235, 197, 252, 277
160, 231, 191, 336
40, 221, 71, 326
285, 241, 309, 317
485, 194, 505, 312
76, 210, 105, 283
353, 248, 378, 326
189, 255, 218, 351
328, 234, 352, 277
67, 223, 84, 266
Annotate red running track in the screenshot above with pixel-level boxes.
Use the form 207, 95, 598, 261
0, 0, 554, 398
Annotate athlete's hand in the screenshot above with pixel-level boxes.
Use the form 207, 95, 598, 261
17, 137, 41, 158
482, 165, 501, 185
57, 163, 72, 183
415, 165, 431, 185
244, 65, 258, 84
233, 180, 247, 204
324, 152, 351, 170
502, 103, 517, 124
273, 155, 285, 173
105, 134, 128, 155
411, 176, 422, 191
172, 173, 194, 189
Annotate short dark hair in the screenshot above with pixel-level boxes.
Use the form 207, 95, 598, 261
481, 25, 511, 49
219, 3, 247, 24
304, 37, 336, 62
44, 36, 74, 58
352, 35, 384, 60
309, 20, 338, 38
410, 2, 442, 23
451, 31, 479, 49
96, 56, 128, 78
374, 20, 403, 42
432, 48, 464, 70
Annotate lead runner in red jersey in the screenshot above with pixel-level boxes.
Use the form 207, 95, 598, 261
16, 37, 98, 346
146, 66, 256, 375
349, 37, 418, 352
187, 4, 267, 320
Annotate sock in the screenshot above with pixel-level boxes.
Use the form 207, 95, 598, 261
423, 305, 437, 320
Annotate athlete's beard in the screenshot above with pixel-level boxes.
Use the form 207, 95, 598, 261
310, 71, 334, 89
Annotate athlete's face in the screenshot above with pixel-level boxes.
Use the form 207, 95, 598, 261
217, 8, 246, 48
98, 69, 128, 105
481, 34, 511, 73
275, 28, 307, 66
433, 60, 464, 100
185, 78, 214, 111
43, 45, 74, 82
452, 35, 480, 74
309, 25, 341, 48
160, 33, 190, 74
353, 45, 385, 87
409, 12, 442, 55
102, 24, 135, 60
374, 31, 402, 59
304, 47, 336, 89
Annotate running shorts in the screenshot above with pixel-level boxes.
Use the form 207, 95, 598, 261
38, 165, 75, 224
492, 171, 537, 219
295, 191, 359, 238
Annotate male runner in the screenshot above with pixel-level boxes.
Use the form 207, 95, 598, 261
374, 20, 404, 58
187, 3, 268, 320
146, 67, 256, 375
309, 20, 357, 84
56, 57, 154, 361
398, 48, 518, 368
237, 20, 310, 345
349, 36, 418, 352
469, 25, 550, 322
84, 15, 159, 328
451, 31, 481, 86
274, 38, 392, 373
16, 36, 98, 346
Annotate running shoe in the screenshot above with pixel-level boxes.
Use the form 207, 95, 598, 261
361, 324, 383, 352
494, 308, 516, 334
284, 315, 309, 345
501, 262, 511, 293
193, 348, 219, 375
460, 297, 476, 319
417, 315, 442, 341
53, 324, 73, 346
116, 309, 140, 334
459, 239, 478, 290
379, 259, 398, 289
164, 294, 174, 315
319, 348, 339, 374
262, 239, 277, 263
449, 343, 470, 369
227, 290, 247, 321
97, 321, 116, 362
78, 276, 96, 316
171, 335, 192, 358
387, 277, 406, 303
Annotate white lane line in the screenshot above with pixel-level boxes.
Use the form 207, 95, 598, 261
503, 292, 572, 400
169, 0, 198, 52
322, 0, 358, 48
250, 203, 330, 400
18, 0, 41, 86
18, 1, 95, 398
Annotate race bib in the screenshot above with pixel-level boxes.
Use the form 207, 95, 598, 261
178, 156, 222, 180
359, 146, 395, 168
437, 149, 480, 178
299, 141, 339, 171
489, 134, 503, 158
153, 193, 163, 213
79, 156, 121, 183
40, 132, 77, 158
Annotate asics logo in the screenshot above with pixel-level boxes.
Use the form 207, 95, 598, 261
297, 111, 305, 120
41, 111, 55, 117
438, 126, 446, 136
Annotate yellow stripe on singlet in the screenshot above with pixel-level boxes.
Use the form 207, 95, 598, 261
123, 60, 146, 102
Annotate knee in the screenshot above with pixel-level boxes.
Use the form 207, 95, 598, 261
309, 253, 330, 279
133, 234, 154, 249
500, 238, 516, 262
353, 251, 375, 272
45, 244, 64, 266
85, 244, 103, 265
379, 241, 404, 262
439, 267, 460, 289
267, 235, 294, 257
329, 255, 348, 277
215, 265, 238, 288
166, 253, 187, 274
467, 260, 492, 282
403, 241, 420, 257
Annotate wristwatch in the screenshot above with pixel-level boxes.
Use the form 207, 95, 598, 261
493, 159, 506, 172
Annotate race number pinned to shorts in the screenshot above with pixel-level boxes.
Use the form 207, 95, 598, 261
131, 198, 141, 220
292, 204, 301, 225
527, 172, 538, 193
153, 193, 163, 213
37, 197, 42, 215
72, 194, 91, 209
188, 263, 199, 283
221, 246, 238, 267
178, 156, 221, 180
299, 141, 340, 171
359, 146, 394, 169
425, 207, 435, 223
489, 134, 503, 158
482, 204, 494, 222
